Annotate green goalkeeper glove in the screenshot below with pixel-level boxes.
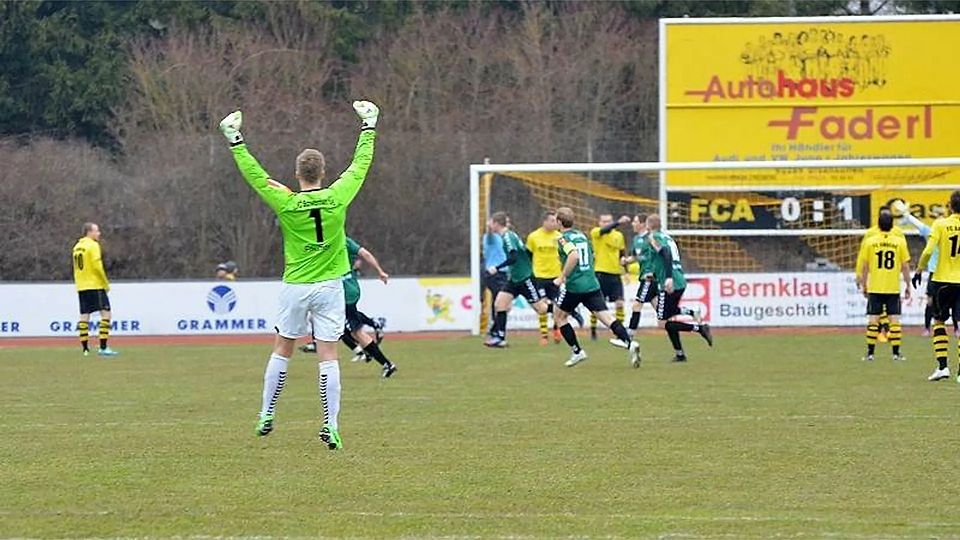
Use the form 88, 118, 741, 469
219, 111, 244, 145
352, 100, 379, 130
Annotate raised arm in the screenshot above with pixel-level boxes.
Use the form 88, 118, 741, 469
902, 211, 932, 240
328, 101, 380, 206
918, 222, 941, 272
230, 144, 290, 212
218, 111, 290, 212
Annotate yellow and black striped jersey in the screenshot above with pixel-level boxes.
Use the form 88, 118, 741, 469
72, 237, 110, 291
920, 214, 960, 283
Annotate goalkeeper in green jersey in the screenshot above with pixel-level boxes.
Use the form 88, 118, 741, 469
552, 207, 641, 368
645, 215, 713, 362
219, 100, 379, 449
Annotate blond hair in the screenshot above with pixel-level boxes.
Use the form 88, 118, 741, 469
296, 149, 326, 185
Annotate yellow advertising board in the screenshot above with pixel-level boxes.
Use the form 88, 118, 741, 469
662, 17, 960, 189
870, 189, 952, 231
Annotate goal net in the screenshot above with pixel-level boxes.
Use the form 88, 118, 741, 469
469, 158, 960, 334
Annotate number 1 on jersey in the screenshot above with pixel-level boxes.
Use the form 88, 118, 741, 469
950, 235, 960, 257
308, 209, 325, 243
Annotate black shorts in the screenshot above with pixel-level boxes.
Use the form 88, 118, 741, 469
504, 278, 545, 305
927, 274, 937, 297
635, 278, 659, 304
931, 281, 960, 323
866, 293, 901, 316
557, 287, 608, 314
345, 303, 363, 332
597, 272, 624, 302
78, 289, 110, 315
485, 270, 508, 295
534, 277, 560, 302
656, 288, 685, 321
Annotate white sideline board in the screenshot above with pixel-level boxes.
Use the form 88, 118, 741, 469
0, 273, 924, 337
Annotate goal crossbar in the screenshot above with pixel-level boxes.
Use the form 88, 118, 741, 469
469, 156, 960, 174
468, 156, 960, 334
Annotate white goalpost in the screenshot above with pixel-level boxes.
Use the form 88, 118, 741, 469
468, 156, 960, 335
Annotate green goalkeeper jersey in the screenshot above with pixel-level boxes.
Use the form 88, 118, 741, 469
557, 229, 601, 293
230, 130, 376, 284
650, 231, 687, 290
502, 229, 533, 283
343, 236, 362, 305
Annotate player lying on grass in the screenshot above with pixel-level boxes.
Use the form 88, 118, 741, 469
644, 215, 712, 362
857, 208, 911, 362
485, 211, 551, 348
914, 191, 960, 383
552, 207, 640, 368
220, 100, 379, 449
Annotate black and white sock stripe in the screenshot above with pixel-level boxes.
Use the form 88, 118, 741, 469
319, 373, 329, 425
267, 371, 286, 416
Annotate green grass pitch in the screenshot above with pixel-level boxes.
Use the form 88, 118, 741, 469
2, 330, 960, 538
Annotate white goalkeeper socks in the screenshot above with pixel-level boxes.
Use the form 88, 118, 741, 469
318, 360, 341, 429
260, 353, 288, 417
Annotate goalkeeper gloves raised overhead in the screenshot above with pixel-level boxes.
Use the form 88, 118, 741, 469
219, 111, 243, 145
352, 100, 379, 130
912, 271, 924, 289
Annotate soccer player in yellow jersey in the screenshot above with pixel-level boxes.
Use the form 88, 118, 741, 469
526, 211, 563, 345
72, 223, 119, 356
856, 217, 906, 342
590, 214, 630, 343
915, 191, 960, 382
857, 210, 911, 362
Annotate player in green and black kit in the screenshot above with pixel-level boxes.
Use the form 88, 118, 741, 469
645, 215, 713, 362
620, 213, 658, 333
302, 236, 389, 363
219, 100, 379, 449
341, 236, 398, 378
485, 211, 551, 347
553, 207, 641, 368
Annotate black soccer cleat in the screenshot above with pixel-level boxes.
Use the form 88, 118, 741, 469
698, 324, 714, 347
672, 354, 688, 363
382, 363, 398, 379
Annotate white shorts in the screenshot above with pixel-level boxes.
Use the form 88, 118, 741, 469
275, 281, 345, 342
